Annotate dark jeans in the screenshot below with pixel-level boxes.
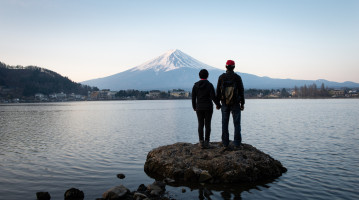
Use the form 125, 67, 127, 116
196, 109, 213, 142
221, 104, 242, 146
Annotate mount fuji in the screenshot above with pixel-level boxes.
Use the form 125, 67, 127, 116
82, 49, 225, 91
82, 49, 359, 90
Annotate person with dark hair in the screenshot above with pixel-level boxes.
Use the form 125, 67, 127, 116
192, 69, 221, 149
216, 60, 245, 148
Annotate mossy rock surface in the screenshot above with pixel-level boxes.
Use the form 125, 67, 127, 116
144, 142, 287, 184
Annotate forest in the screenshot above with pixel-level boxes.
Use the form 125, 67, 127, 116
0, 62, 98, 98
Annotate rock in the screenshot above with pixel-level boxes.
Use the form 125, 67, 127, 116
102, 185, 129, 199
116, 173, 126, 179
36, 192, 51, 200
144, 142, 287, 184
199, 170, 212, 182
137, 184, 147, 192
147, 181, 166, 196
133, 192, 148, 200
163, 178, 175, 184
203, 188, 213, 196
64, 188, 84, 200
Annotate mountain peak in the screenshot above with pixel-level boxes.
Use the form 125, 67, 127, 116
131, 49, 217, 72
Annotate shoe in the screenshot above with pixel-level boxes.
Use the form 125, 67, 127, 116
204, 141, 210, 149
199, 140, 204, 149
221, 143, 229, 148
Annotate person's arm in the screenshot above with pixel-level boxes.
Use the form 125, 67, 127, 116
216, 75, 222, 101
210, 84, 221, 109
192, 84, 197, 111
237, 76, 245, 110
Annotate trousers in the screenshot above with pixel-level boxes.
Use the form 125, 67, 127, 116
196, 109, 213, 142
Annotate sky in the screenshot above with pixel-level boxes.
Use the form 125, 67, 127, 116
0, 0, 358, 83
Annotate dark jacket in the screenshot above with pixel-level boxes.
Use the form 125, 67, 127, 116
216, 70, 245, 105
192, 79, 221, 111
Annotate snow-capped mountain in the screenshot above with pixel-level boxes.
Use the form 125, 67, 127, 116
82, 50, 359, 91
130, 49, 218, 72
82, 49, 225, 91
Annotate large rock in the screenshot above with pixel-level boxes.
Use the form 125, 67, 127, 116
144, 142, 287, 184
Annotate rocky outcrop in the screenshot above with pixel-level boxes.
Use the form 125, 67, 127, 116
96, 181, 168, 200
144, 142, 287, 184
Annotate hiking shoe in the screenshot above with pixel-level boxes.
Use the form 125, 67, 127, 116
204, 141, 210, 149
221, 143, 229, 148
199, 140, 205, 149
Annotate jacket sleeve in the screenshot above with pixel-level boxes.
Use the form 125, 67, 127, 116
237, 75, 245, 105
192, 84, 197, 110
216, 75, 222, 101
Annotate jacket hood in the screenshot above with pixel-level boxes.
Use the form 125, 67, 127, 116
195, 80, 209, 89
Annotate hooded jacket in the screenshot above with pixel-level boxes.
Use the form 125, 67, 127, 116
192, 79, 221, 111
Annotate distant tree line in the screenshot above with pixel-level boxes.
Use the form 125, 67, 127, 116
115, 89, 188, 100
0, 62, 98, 98
115, 90, 148, 100
244, 83, 332, 98
292, 83, 330, 98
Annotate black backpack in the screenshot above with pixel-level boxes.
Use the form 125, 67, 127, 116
220, 74, 238, 105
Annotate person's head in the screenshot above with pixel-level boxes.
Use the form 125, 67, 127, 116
199, 69, 209, 79
226, 60, 235, 71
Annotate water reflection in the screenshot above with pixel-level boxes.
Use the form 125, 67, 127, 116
0, 100, 359, 199
147, 172, 276, 200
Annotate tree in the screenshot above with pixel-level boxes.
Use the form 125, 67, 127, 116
280, 88, 290, 98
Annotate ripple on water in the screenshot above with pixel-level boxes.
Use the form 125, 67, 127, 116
0, 100, 359, 199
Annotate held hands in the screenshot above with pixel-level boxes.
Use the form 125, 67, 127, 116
216, 105, 221, 110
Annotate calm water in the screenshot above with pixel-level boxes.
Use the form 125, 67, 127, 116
0, 99, 358, 200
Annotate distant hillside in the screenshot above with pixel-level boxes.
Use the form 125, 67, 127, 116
0, 62, 98, 97
82, 49, 359, 90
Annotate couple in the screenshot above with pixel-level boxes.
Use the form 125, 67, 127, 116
191, 60, 245, 149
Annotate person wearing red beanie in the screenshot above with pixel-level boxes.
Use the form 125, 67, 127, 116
226, 60, 235, 66
216, 60, 245, 148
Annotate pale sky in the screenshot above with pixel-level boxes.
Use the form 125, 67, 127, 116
1, 0, 358, 83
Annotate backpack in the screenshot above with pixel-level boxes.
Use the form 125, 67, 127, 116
220, 74, 238, 105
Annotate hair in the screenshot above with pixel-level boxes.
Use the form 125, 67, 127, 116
226, 65, 235, 71
199, 69, 209, 79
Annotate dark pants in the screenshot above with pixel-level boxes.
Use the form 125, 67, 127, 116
196, 109, 213, 142
221, 104, 242, 146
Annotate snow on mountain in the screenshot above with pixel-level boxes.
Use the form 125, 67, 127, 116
81, 49, 225, 91
130, 49, 218, 72
81, 49, 359, 91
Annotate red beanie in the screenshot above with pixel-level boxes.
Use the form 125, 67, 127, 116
226, 60, 235, 66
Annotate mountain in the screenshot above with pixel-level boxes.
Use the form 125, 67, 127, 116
82, 49, 359, 90
82, 49, 224, 91
0, 62, 98, 97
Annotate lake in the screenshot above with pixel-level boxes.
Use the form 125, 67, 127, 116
0, 99, 358, 200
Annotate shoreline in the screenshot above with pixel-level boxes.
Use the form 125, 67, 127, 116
1, 97, 358, 105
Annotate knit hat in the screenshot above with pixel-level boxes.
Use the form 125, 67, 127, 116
226, 60, 235, 66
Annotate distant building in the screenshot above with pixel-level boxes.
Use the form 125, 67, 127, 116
146, 90, 161, 98
107, 91, 117, 100
98, 90, 110, 100
35, 93, 46, 101
56, 92, 67, 100
329, 89, 345, 97
89, 91, 100, 100
170, 89, 189, 98
347, 90, 358, 97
